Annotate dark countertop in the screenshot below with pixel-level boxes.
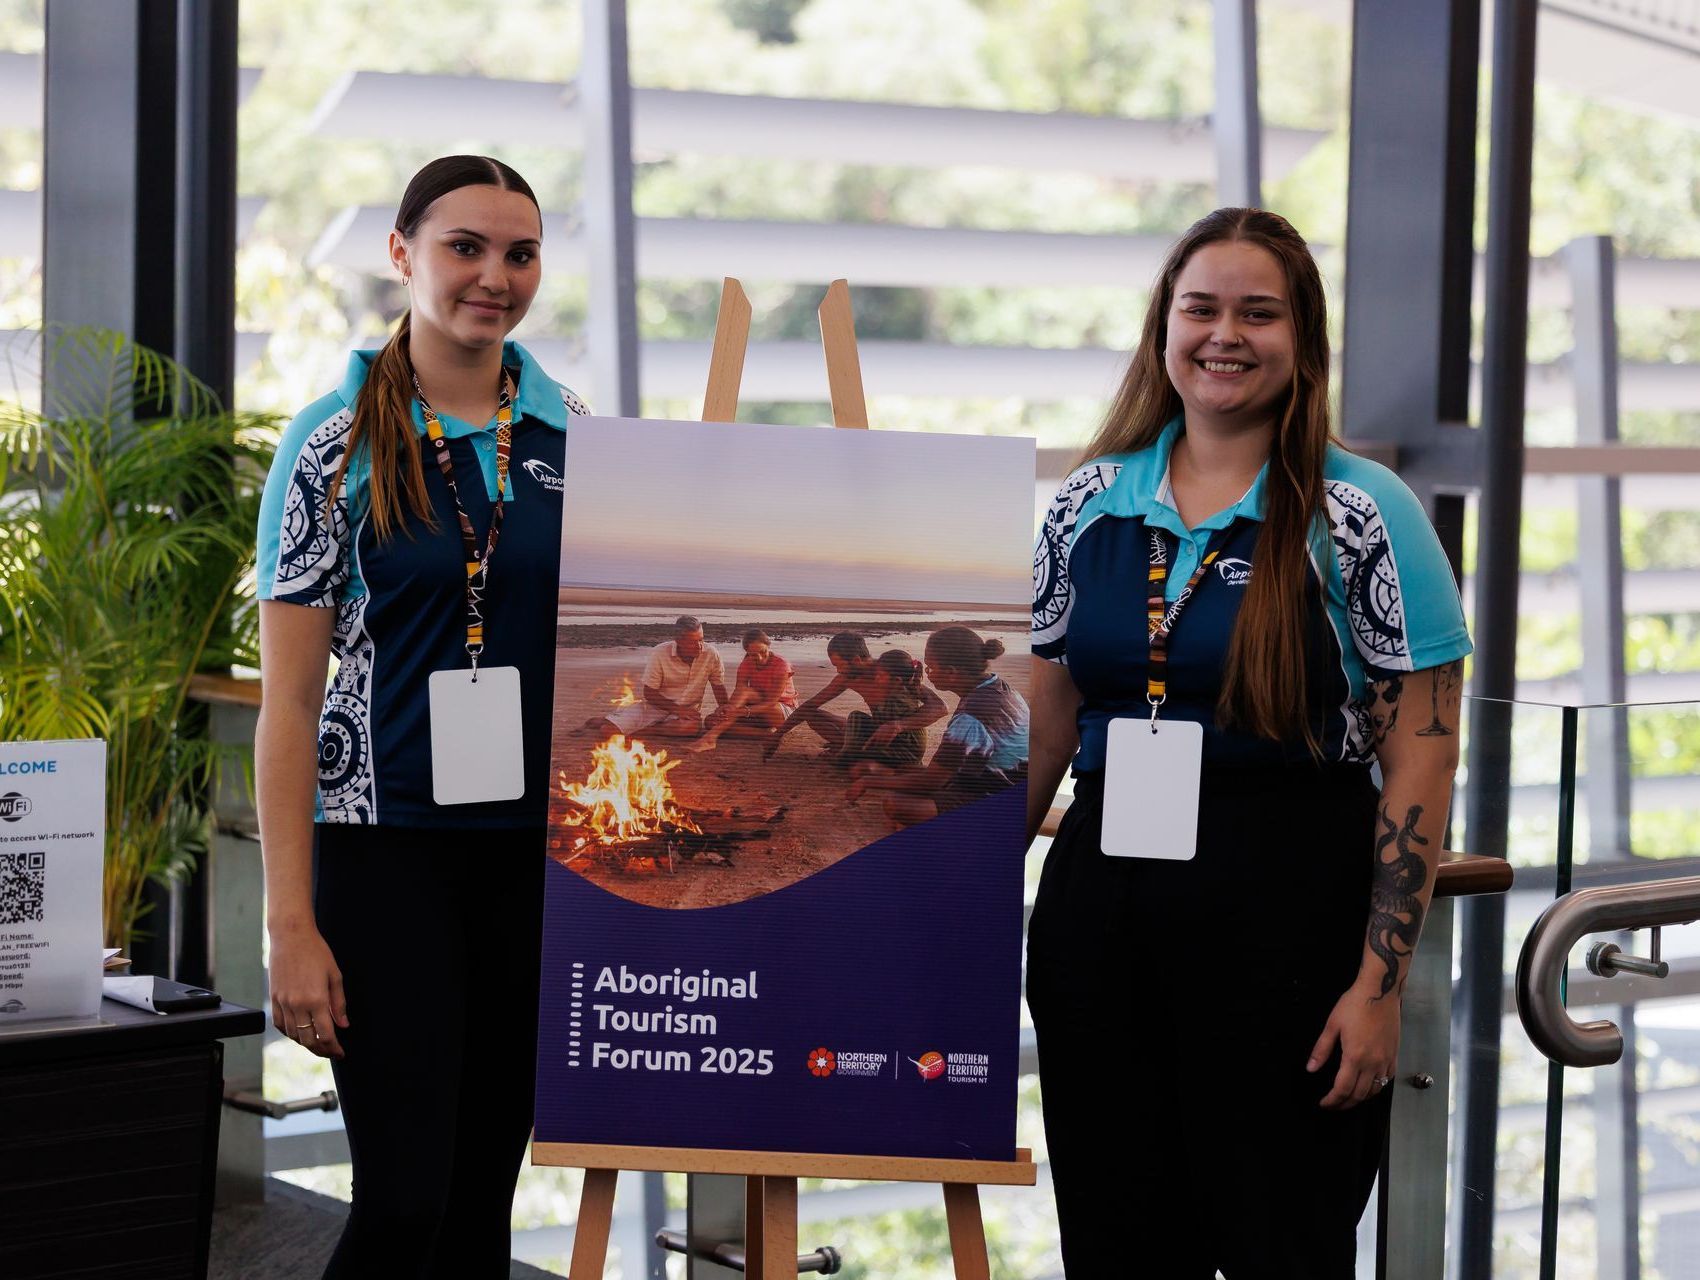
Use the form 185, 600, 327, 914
0, 997, 265, 1068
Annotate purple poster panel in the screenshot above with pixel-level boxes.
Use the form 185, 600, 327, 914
535, 417, 1034, 1161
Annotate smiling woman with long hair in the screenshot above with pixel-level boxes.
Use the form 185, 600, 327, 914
253, 156, 587, 1278
1026, 208, 1471, 1276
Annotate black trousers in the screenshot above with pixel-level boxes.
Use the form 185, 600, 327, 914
1026, 767, 1391, 1279
313, 823, 546, 1280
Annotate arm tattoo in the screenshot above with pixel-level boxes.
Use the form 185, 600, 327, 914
1365, 673, 1403, 745
1368, 802, 1430, 1001
1416, 659, 1464, 737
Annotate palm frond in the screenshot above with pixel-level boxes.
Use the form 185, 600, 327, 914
2, 326, 280, 947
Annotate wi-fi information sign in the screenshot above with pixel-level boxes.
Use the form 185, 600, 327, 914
0, 739, 105, 1027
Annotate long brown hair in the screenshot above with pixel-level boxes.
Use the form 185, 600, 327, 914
326, 155, 541, 540
1075, 208, 1334, 750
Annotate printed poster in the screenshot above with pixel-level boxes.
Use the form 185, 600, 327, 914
0, 739, 105, 1026
534, 417, 1033, 1161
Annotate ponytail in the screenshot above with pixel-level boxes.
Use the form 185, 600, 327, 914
326, 314, 435, 540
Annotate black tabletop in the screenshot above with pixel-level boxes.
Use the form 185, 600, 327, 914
0, 997, 265, 1069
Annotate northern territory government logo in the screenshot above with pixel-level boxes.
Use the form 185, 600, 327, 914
0, 792, 32, 822
806, 1047, 891, 1079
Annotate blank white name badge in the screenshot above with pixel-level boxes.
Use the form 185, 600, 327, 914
1101, 716, 1203, 860
428, 666, 526, 805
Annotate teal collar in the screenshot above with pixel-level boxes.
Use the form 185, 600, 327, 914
1095, 415, 1270, 536
336, 339, 569, 436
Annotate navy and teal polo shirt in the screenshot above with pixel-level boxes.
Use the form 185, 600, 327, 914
1032, 418, 1472, 771
257, 340, 588, 827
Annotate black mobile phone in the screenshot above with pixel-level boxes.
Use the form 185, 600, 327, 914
151, 978, 221, 1013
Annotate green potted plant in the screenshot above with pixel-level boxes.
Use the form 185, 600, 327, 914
0, 328, 276, 949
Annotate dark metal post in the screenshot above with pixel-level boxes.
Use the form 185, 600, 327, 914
1340, 0, 1480, 457
1341, 12, 1484, 1268
1455, 1, 1540, 1276
1212, 0, 1261, 208
1536, 707, 1581, 1280
175, 0, 238, 408
166, 0, 241, 994
579, 0, 641, 417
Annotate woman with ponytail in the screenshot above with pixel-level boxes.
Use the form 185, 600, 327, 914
254, 156, 586, 1277
1026, 209, 1470, 1275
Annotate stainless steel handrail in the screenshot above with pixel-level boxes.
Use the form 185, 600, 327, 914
1515, 876, 1700, 1067
654, 1229, 842, 1274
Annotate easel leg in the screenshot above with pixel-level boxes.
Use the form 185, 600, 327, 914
570, 1167, 618, 1279
817, 279, 869, 429
702, 277, 752, 423
762, 1175, 799, 1280
745, 1175, 767, 1279
942, 1183, 992, 1280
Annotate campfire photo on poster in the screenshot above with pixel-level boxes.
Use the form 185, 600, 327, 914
547, 418, 1033, 911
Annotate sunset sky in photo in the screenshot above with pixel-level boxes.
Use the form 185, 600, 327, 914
559, 417, 1034, 604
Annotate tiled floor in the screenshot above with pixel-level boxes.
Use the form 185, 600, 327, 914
209, 1179, 556, 1279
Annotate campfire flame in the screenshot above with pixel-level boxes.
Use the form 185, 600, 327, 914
558, 735, 702, 847
610, 676, 639, 707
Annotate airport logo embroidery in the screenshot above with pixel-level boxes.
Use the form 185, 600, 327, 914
1217, 558, 1253, 586
522, 458, 565, 494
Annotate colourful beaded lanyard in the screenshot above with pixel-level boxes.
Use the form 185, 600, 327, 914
1144, 526, 1232, 723
412, 368, 514, 677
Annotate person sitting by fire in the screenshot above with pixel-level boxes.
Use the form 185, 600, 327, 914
762, 633, 944, 766
582, 615, 729, 739
846, 626, 1029, 827
687, 628, 799, 753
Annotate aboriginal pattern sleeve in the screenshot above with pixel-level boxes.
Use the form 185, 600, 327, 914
1323, 454, 1473, 679
256, 392, 358, 607
1031, 460, 1123, 664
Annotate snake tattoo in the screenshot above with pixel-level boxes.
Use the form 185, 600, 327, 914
1368, 802, 1430, 1001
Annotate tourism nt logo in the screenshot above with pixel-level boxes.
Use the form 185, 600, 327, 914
807, 1047, 836, 1078
911, 1051, 946, 1081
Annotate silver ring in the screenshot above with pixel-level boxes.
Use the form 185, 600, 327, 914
295, 1022, 314, 1030
1373, 1076, 1393, 1089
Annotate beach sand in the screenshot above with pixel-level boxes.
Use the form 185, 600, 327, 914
546, 613, 1029, 910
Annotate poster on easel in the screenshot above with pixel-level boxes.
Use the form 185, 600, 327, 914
0, 738, 105, 1027
535, 415, 1033, 1161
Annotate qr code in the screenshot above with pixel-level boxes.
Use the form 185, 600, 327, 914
0, 850, 46, 925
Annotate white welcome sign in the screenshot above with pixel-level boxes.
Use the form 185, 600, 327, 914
0, 739, 105, 1025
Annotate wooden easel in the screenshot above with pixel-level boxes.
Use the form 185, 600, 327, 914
537, 278, 1038, 1278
